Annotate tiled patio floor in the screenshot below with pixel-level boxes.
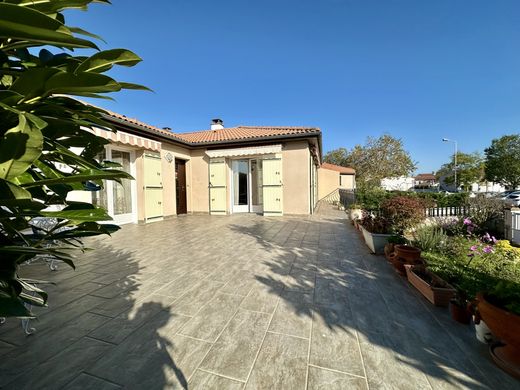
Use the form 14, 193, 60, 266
1, 203, 519, 389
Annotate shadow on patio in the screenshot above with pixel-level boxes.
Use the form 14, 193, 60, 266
229, 205, 520, 389
0, 243, 187, 390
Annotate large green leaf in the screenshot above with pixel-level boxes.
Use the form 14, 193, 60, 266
9, 67, 62, 101
21, 168, 133, 188
0, 3, 98, 49
0, 296, 32, 317
76, 49, 142, 73
4, 0, 111, 14
45, 71, 121, 95
41, 206, 113, 223
119, 82, 153, 91
0, 178, 32, 205
0, 113, 44, 180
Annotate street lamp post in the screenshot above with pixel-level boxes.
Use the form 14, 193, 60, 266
442, 138, 458, 191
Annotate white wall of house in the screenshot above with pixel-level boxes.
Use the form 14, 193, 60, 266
380, 176, 415, 191
470, 181, 507, 193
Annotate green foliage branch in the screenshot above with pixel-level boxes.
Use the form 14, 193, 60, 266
0, 0, 149, 317
484, 134, 520, 189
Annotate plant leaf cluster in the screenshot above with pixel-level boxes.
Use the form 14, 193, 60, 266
0, 0, 147, 317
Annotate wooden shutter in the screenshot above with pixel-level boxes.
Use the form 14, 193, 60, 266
209, 158, 227, 215
143, 153, 163, 221
262, 157, 283, 216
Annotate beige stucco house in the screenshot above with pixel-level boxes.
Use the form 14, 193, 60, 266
317, 163, 356, 200
81, 113, 329, 224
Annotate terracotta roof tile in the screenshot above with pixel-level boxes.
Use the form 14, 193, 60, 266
415, 173, 437, 181
321, 163, 355, 174
103, 111, 320, 145
174, 126, 321, 144
104, 110, 179, 138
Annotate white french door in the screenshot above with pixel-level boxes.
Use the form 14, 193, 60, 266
93, 147, 137, 224
231, 159, 263, 213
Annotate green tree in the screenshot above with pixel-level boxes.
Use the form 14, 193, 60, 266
437, 152, 484, 191
485, 134, 520, 189
345, 134, 416, 188
323, 147, 349, 166
0, 0, 148, 317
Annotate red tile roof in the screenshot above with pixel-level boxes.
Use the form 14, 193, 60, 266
415, 173, 437, 181
104, 110, 181, 138
103, 111, 320, 146
174, 126, 320, 144
321, 163, 356, 174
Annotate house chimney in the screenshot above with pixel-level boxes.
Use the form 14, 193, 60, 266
210, 118, 224, 130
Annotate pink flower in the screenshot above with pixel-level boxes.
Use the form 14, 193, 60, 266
463, 218, 472, 226
483, 246, 493, 254
470, 245, 478, 252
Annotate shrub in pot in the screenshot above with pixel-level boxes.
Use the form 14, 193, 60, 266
359, 214, 392, 254
381, 196, 428, 236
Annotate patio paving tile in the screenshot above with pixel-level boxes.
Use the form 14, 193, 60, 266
169, 280, 225, 316
178, 293, 244, 342
64, 373, 122, 389
0, 312, 110, 387
268, 290, 313, 339
220, 270, 258, 296
1, 203, 518, 389
4, 336, 113, 390
89, 298, 167, 344
310, 304, 365, 377
240, 284, 282, 314
244, 331, 308, 390
188, 369, 244, 389
86, 311, 201, 388
199, 309, 270, 380
307, 366, 368, 390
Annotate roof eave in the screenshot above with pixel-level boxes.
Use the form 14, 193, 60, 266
102, 114, 322, 149
187, 131, 321, 147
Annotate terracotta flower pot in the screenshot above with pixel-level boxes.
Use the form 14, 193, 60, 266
475, 293, 520, 378
449, 300, 472, 324
389, 253, 406, 276
394, 244, 422, 263
405, 265, 455, 307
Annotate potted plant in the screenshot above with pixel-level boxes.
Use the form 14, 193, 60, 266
384, 235, 406, 261
474, 280, 520, 378
394, 244, 422, 263
449, 294, 472, 324
381, 196, 425, 260
404, 264, 456, 306
359, 214, 392, 254
348, 203, 363, 223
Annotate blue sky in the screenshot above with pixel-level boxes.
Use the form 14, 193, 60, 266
66, 0, 520, 173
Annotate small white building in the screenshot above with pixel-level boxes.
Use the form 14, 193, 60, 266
380, 176, 415, 191
470, 181, 507, 194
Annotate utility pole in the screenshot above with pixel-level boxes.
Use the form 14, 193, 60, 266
442, 138, 458, 191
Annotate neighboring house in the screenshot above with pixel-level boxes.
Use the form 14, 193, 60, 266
414, 173, 438, 189
470, 181, 507, 194
380, 176, 415, 191
318, 163, 356, 200
71, 115, 323, 223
